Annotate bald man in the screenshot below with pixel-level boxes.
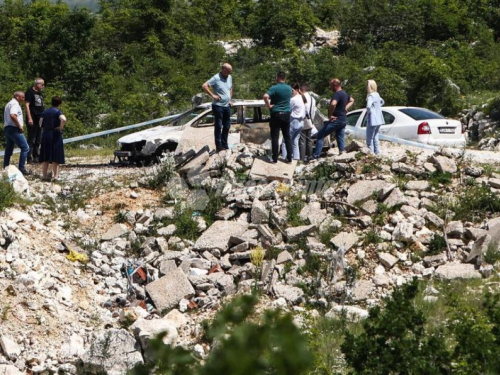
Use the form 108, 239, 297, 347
202, 63, 233, 152
309, 78, 354, 160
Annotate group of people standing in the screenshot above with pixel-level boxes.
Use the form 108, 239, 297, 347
203, 63, 385, 162
3, 79, 66, 181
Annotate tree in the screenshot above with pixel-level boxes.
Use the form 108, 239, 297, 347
248, 0, 317, 48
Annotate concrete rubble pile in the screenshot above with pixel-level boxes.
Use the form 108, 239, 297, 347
462, 106, 500, 149
1, 140, 500, 373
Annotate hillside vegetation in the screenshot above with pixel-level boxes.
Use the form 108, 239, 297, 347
0, 0, 499, 143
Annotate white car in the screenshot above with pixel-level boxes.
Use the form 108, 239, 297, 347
345, 106, 466, 147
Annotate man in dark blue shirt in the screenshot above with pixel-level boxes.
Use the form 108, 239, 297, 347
309, 78, 354, 160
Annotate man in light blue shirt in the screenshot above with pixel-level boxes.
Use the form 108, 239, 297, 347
202, 63, 233, 152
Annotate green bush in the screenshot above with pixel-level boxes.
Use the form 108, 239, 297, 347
342, 278, 451, 374
427, 234, 447, 255
486, 97, 500, 121
133, 294, 313, 375
484, 241, 500, 265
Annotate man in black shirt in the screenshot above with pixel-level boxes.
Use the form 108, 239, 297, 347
25, 78, 45, 162
309, 78, 354, 159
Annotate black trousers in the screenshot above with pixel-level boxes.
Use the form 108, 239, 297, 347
299, 129, 313, 161
270, 111, 292, 162
27, 113, 42, 160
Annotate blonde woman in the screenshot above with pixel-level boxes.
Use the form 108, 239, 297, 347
366, 80, 385, 155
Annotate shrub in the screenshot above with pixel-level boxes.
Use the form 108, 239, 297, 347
486, 97, 500, 121
0, 178, 17, 212
133, 294, 314, 374
114, 210, 127, 223
484, 241, 500, 265
427, 234, 447, 255
147, 154, 176, 190
312, 162, 337, 181
342, 278, 451, 374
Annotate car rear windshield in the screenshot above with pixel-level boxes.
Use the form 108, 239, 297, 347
398, 108, 445, 120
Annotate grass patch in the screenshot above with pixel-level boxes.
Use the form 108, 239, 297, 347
428, 171, 453, 189
452, 183, 500, 222
235, 169, 249, 183
162, 204, 200, 241
287, 194, 308, 227
362, 229, 382, 246
391, 173, 410, 190
202, 188, 224, 227
0, 178, 18, 212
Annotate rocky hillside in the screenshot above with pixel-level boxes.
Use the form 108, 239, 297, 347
1, 140, 500, 374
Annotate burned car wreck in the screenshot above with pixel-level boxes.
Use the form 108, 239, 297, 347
114, 98, 325, 165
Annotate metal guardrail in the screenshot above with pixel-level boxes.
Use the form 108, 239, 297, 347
0, 113, 180, 157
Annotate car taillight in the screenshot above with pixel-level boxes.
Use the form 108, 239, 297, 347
417, 122, 431, 135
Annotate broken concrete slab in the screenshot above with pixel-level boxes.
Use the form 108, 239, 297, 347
383, 188, 408, 209
299, 202, 327, 226
194, 220, 248, 251
276, 250, 293, 264
273, 284, 304, 304
378, 252, 398, 269
101, 223, 129, 241
331, 231, 359, 251
178, 150, 210, 174
347, 180, 390, 204
146, 268, 195, 311
251, 199, 269, 224
249, 156, 297, 184
0, 335, 21, 360
131, 317, 178, 362
285, 225, 316, 242
79, 329, 143, 374
405, 180, 429, 191
431, 155, 457, 174
423, 252, 447, 268
435, 263, 482, 280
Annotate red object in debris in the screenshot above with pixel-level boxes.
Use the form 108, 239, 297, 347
188, 299, 198, 310
136, 267, 147, 281
208, 264, 222, 274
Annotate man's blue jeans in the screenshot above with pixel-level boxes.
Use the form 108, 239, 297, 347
212, 104, 231, 150
3, 126, 29, 170
313, 120, 347, 158
282, 118, 303, 160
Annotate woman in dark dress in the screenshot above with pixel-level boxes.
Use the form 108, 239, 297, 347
39, 96, 66, 181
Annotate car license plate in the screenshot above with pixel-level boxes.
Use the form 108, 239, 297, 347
439, 128, 455, 134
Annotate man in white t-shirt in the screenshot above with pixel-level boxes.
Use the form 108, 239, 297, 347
3, 91, 31, 175
299, 83, 317, 160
